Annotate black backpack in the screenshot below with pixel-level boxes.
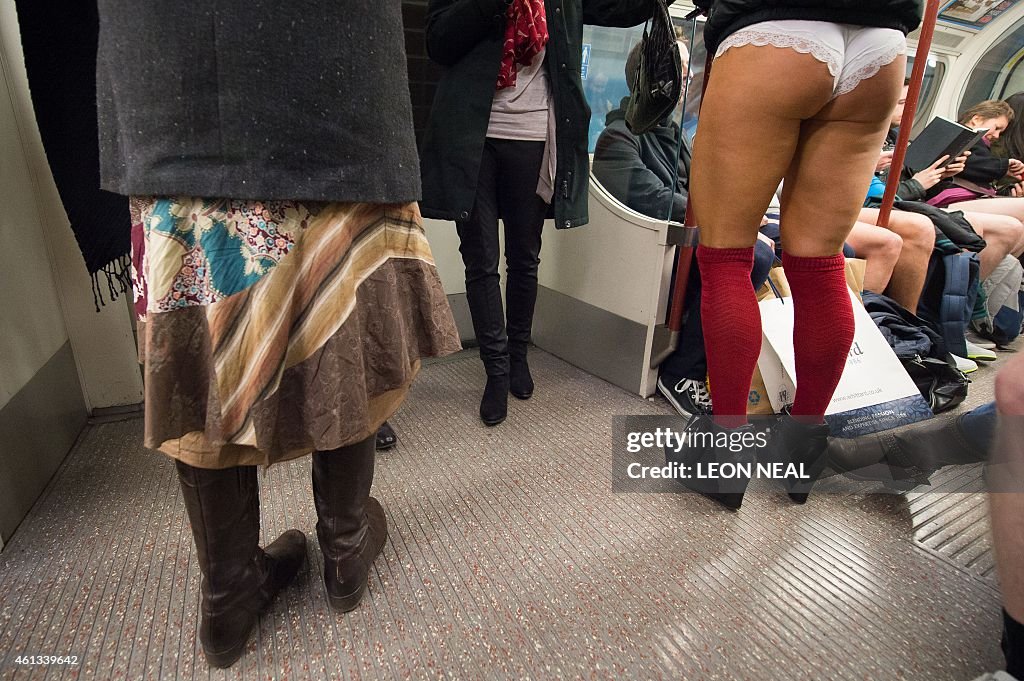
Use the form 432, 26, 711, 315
862, 292, 969, 414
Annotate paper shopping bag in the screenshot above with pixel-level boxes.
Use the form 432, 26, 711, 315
757, 288, 933, 437
755, 259, 867, 302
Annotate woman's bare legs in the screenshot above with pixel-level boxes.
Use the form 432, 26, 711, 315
690, 45, 836, 425
958, 210, 1024, 279
691, 46, 834, 248
845, 221, 902, 294
948, 197, 1024, 224
858, 207, 933, 312
691, 42, 904, 425
777, 59, 907, 255
777, 58, 905, 419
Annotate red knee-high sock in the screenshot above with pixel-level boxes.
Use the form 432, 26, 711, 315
697, 245, 761, 428
783, 252, 855, 422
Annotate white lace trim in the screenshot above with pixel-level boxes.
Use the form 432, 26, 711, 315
714, 28, 907, 99
833, 41, 907, 97
715, 30, 842, 78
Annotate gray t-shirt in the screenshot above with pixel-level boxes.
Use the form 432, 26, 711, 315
486, 49, 550, 141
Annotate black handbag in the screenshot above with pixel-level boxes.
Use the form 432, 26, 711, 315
625, 0, 682, 135
902, 355, 969, 414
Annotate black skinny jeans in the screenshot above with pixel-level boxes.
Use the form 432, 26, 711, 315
456, 138, 549, 377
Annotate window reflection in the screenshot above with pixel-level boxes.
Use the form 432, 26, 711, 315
582, 24, 647, 153
591, 40, 691, 222
585, 17, 702, 222
904, 55, 945, 136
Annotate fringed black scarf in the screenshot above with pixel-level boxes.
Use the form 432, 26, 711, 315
14, 0, 131, 311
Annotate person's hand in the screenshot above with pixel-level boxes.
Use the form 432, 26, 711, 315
941, 153, 968, 178
756, 231, 775, 251
875, 149, 894, 173
912, 155, 950, 190
1009, 181, 1024, 198
1009, 158, 1024, 178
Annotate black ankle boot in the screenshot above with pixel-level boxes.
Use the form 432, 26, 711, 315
509, 343, 533, 400
312, 435, 388, 612
767, 416, 831, 504
480, 375, 510, 425
667, 415, 756, 510
176, 462, 307, 668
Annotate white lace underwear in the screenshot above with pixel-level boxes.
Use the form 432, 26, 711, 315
714, 20, 907, 98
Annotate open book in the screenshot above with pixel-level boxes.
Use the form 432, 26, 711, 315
904, 116, 987, 174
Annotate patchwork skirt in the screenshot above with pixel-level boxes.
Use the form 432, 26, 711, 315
130, 197, 461, 468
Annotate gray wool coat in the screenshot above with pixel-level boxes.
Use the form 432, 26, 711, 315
95, 1, 421, 203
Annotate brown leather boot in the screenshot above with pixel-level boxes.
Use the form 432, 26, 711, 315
312, 434, 388, 612
176, 462, 306, 668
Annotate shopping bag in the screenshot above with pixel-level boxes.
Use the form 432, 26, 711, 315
757, 288, 933, 437
755, 259, 867, 301
747, 259, 866, 415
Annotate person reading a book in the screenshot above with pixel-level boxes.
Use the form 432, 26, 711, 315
927, 100, 1024, 222
880, 88, 1024, 282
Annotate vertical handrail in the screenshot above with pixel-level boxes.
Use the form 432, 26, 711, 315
666, 52, 712, 333
877, 0, 941, 229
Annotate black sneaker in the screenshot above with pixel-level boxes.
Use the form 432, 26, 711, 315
657, 374, 712, 418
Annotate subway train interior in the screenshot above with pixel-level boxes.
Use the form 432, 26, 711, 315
3, 0, 1024, 678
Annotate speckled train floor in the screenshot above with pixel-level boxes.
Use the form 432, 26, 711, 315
0, 349, 1007, 680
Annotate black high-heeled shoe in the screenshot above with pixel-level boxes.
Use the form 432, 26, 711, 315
375, 421, 397, 451
666, 415, 756, 511
767, 415, 831, 504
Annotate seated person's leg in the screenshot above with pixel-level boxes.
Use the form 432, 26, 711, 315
659, 264, 710, 416
844, 221, 902, 296
960, 211, 1024, 279
827, 403, 992, 478
948, 197, 1024, 228
859, 207, 933, 313
959, 401, 998, 454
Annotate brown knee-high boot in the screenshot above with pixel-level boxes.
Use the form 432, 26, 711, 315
311, 434, 388, 611
176, 462, 306, 668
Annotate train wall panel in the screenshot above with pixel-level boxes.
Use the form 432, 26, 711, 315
0, 13, 68, 410
0, 341, 86, 545
0, 0, 143, 412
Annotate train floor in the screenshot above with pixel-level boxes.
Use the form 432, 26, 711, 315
0, 347, 1010, 680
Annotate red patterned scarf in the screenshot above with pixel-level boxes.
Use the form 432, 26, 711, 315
497, 0, 549, 90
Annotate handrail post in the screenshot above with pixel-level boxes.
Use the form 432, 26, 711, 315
878, 0, 941, 229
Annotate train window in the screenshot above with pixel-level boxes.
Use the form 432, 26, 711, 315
584, 15, 701, 223
961, 14, 1024, 108
905, 54, 946, 136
